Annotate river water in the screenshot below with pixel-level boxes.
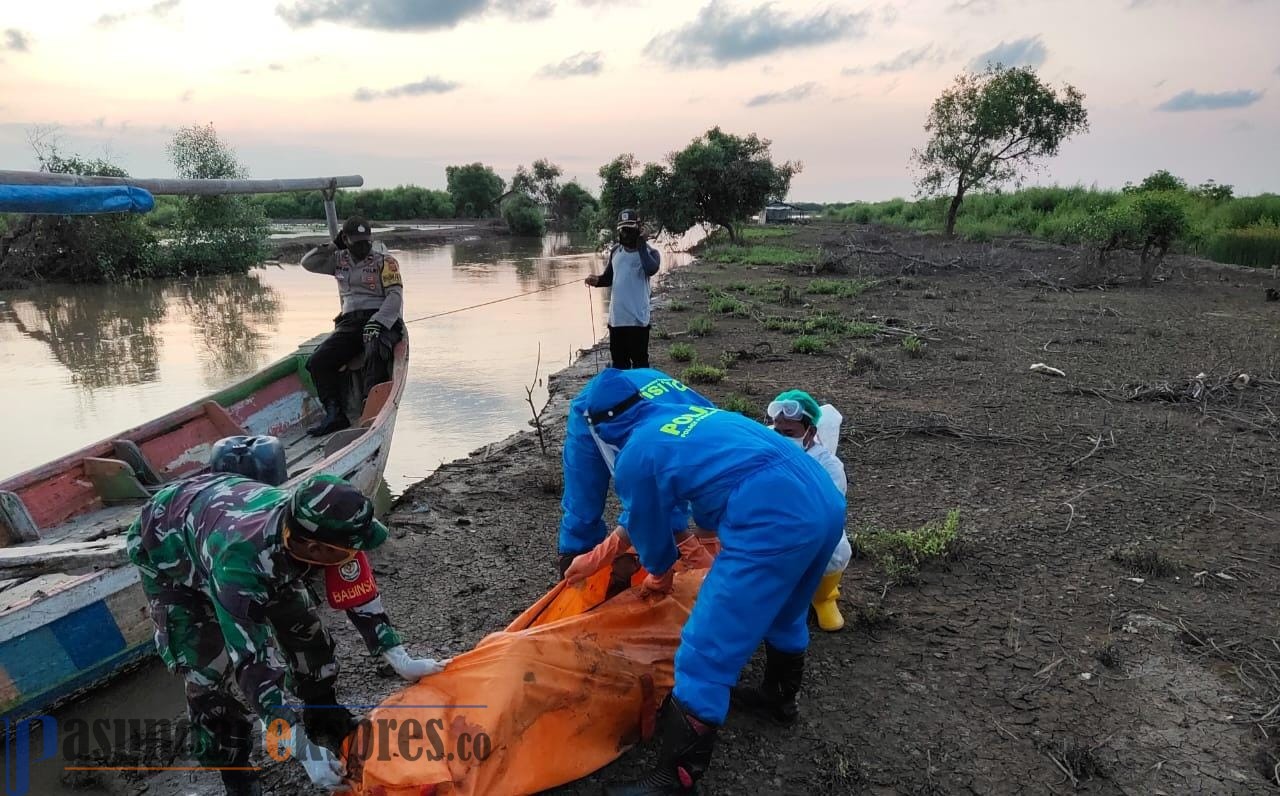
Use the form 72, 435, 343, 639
0, 232, 692, 493
0, 231, 695, 794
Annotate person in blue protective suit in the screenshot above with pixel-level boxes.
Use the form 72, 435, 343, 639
574, 369, 847, 796
556, 368, 717, 593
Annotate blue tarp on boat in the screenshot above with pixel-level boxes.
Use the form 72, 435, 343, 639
0, 184, 155, 215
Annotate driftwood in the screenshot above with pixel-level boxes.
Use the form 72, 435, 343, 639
818, 235, 961, 275
0, 538, 128, 579
1060, 373, 1279, 439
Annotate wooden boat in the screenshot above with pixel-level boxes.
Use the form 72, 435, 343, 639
0, 335, 407, 723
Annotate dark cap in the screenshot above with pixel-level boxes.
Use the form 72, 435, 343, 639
616, 209, 640, 229
342, 216, 373, 242
288, 474, 388, 551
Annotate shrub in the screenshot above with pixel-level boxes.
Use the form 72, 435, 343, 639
682, 364, 725, 384
687, 316, 715, 337
502, 193, 547, 236
721, 394, 756, 415
903, 335, 926, 358
667, 299, 689, 312
849, 349, 881, 375
669, 343, 696, 362
719, 350, 739, 369
791, 335, 828, 354
856, 510, 961, 584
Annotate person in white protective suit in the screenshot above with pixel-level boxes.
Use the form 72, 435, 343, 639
766, 390, 852, 631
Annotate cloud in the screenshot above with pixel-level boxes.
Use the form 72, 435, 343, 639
96, 0, 181, 28
353, 75, 461, 101
880, 3, 899, 25
179, 89, 193, 102
277, 0, 551, 31
949, 0, 999, 12
537, 51, 604, 79
1156, 89, 1263, 112
237, 56, 320, 76
1152, 78, 1167, 89
862, 44, 949, 74
649, 1, 869, 68
746, 81, 817, 107
2, 29, 30, 51
968, 35, 1047, 70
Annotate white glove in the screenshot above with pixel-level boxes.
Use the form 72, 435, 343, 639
288, 725, 346, 789
382, 645, 450, 682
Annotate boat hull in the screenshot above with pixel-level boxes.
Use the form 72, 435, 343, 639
0, 335, 408, 723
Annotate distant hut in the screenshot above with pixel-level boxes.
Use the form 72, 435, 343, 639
761, 202, 797, 224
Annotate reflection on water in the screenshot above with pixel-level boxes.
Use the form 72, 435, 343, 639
0, 282, 169, 389
0, 233, 697, 491
178, 275, 282, 384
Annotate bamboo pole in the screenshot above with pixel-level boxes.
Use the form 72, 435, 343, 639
0, 170, 363, 196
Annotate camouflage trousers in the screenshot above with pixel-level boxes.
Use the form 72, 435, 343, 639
149, 583, 347, 767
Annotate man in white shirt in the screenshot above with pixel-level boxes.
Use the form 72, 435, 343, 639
585, 209, 661, 369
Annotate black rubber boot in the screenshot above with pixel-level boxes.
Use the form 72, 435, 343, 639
605, 694, 717, 795
220, 768, 263, 796
730, 644, 804, 726
307, 400, 350, 437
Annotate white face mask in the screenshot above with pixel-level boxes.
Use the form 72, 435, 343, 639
768, 424, 813, 451
588, 418, 620, 475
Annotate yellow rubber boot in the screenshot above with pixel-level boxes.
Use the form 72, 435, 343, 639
811, 571, 845, 632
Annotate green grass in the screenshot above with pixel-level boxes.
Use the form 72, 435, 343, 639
791, 335, 828, 354
667, 299, 689, 312
708, 295, 747, 315
846, 322, 882, 338
746, 279, 786, 297
687, 316, 715, 337
823, 183, 1280, 267
855, 510, 961, 584
741, 226, 795, 240
762, 316, 805, 333
803, 314, 850, 335
724, 281, 750, 291
719, 350, 739, 369
669, 343, 696, 362
902, 335, 926, 358
701, 243, 816, 266
682, 364, 725, 384
1205, 225, 1280, 267
721, 394, 757, 415
806, 278, 874, 298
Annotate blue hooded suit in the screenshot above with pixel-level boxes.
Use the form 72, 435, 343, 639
576, 368, 846, 724
558, 368, 716, 556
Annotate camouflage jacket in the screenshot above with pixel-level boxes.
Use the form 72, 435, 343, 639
126, 473, 402, 722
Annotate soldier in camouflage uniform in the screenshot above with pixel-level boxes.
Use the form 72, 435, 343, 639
301, 215, 405, 437
126, 472, 439, 795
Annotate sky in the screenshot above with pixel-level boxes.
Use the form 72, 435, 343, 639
0, 0, 1276, 202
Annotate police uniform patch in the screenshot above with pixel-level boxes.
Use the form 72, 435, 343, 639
381, 256, 403, 288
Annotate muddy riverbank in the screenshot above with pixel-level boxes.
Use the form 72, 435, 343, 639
114, 220, 1280, 794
